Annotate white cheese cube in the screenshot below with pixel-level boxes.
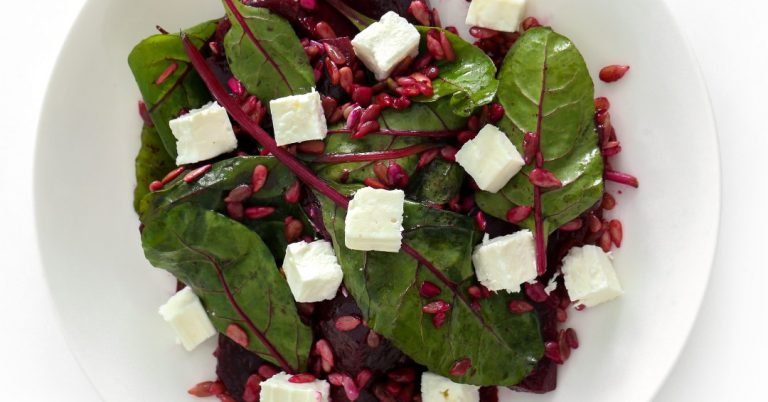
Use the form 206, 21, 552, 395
455, 124, 525, 193
344, 187, 405, 253
421, 372, 479, 402
269, 90, 328, 146
562, 245, 623, 307
283, 240, 344, 303
158, 287, 216, 351
465, 0, 528, 33
260, 372, 330, 402
169, 102, 238, 165
472, 231, 537, 292
352, 11, 421, 80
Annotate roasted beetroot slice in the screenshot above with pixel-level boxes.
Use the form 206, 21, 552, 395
247, 0, 358, 38
479, 386, 499, 402
215, 335, 267, 402
340, 0, 424, 24
320, 37, 359, 70
508, 358, 558, 394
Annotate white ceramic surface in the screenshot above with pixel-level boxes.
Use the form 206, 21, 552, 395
34, 0, 719, 401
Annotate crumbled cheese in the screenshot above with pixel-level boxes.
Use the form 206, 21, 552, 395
344, 187, 405, 253
260, 372, 330, 402
352, 11, 421, 80
465, 0, 528, 33
269, 90, 327, 146
158, 287, 216, 351
455, 124, 525, 193
169, 102, 238, 165
544, 272, 561, 295
562, 245, 623, 307
421, 372, 480, 402
472, 231, 537, 292
283, 240, 344, 303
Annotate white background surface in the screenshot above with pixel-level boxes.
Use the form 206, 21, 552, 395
0, 0, 765, 401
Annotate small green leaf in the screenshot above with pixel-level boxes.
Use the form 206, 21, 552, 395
134, 125, 175, 214
128, 20, 219, 158
476, 28, 604, 234
142, 204, 312, 371
413, 27, 498, 117
406, 158, 465, 205
223, 0, 315, 103
320, 197, 543, 386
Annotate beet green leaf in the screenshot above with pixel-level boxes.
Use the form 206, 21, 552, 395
134, 125, 175, 214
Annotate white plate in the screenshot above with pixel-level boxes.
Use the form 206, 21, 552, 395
34, 0, 720, 401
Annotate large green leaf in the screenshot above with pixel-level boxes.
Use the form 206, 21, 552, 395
406, 158, 464, 205
128, 20, 218, 158
414, 27, 498, 117
476, 28, 604, 235
320, 197, 543, 386
142, 204, 312, 371
134, 125, 175, 214
313, 99, 467, 195
223, 0, 315, 103
140, 156, 307, 260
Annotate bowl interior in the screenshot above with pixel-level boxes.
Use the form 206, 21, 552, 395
35, 0, 719, 401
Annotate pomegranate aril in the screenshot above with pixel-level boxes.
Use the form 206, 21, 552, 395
594, 97, 610, 112
418, 148, 440, 168
155, 62, 178, 85
387, 163, 409, 188
521, 17, 541, 31
324, 43, 347, 65
356, 369, 373, 389
445, 25, 459, 35
602, 192, 616, 210
297, 140, 326, 155
360, 104, 382, 124
599, 230, 612, 252
188, 381, 218, 397
509, 299, 534, 313
529, 168, 562, 188
408, 0, 432, 26
363, 177, 388, 189
565, 328, 579, 349
475, 211, 488, 231
284, 181, 301, 204
544, 341, 563, 363
352, 120, 380, 139
432, 311, 447, 328
605, 170, 640, 188
423, 65, 440, 79
328, 373, 344, 386
560, 218, 583, 232
227, 202, 244, 220
524, 282, 548, 303
138, 101, 154, 126
414, 53, 434, 70
315, 339, 335, 367
376, 93, 394, 108
439, 31, 456, 61
284, 217, 304, 242
218, 394, 237, 402
242, 374, 262, 402
342, 375, 361, 401
449, 358, 472, 376
335, 315, 362, 331
426, 33, 445, 59
299, 0, 316, 10
149, 180, 164, 192
489, 103, 504, 122
258, 364, 280, 379
367, 330, 381, 348
339, 66, 354, 93
588, 214, 602, 232
345, 106, 363, 130
386, 381, 402, 396
506, 205, 533, 223
289, 373, 317, 383
251, 165, 269, 193
326, 58, 340, 85
420, 281, 442, 298
352, 86, 374, 107
441, 146, 458, 162
609, 219, 623, 247
422, 300, 451, 314
556, 307, 568, 323
396, 76, 417, 87
224, 184, 253, 203
183, 164, 212, 183
388, 367, 417, 383
244, 206, 276, 220
458, 130, 477, 144
418, 82, 434, 97
522, 131, 539, 164
599, 65, 630, 82
315, 21, 336, 39
226, 324, 249, 347
470, 26, 499, 39
467, 286, 483, 299
393, 96, 411, 110
396, 85, 421, 97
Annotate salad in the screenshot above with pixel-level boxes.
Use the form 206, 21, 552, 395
129, 0, 638, 401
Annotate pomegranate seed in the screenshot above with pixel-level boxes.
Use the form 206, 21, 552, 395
321, 95, 338, 118
155, 62, 178, 85
609, 219, 623, 247
408, 0, 432, 26
352, 120, 380, 139
328, 373, 344, 386
509, 299, 534, 313
161, 166, 186, 185
420, 281, 442, 298
599, 65, 630, 82
441, 146, 458, 162
594, 97, 610, 112
544, 341, 563, 363
556, 307, 568, 322
603, 141, 622, 157
445, 26, 459, 35
324, 43, 347, 65
529, 168, 562, 188
418, 82, 434, 97
373, 162, 389, 183
245, 206, 276, 219
258, 364, 280, 379
388, 368, 416, 383
426, 33, 445, 60
242, 374, 262, 402
367, 330, 381, 348
575, 304, 586, 311
326, 58, 340, 85
393, 96, 411, 110
226, 324, 249, 347
227, 202, 245, 220
599, 230, 612, 252
475, 211, 487, 231
559, 330, 572, 360
439, 31, 456, 61
396, 85, 421, 97
335, 315, 362, 331
289, 373, 317, 383
342, 375, 361, 401
299, 0, 316, 10
489, 103, 505, 122
339, 66, 354, 93
522, 131, 539, 164
315, 339, 335, 367
284, 217, 304, 242
602, 192, 616, 210
363, 177, 388, 189
224, 184, 253, 203
605, 170, 640, 188
462, 195, 476, 212
183, 164, 212, 183
315, 21, 336, 39
521, 17, 541, 31
297, 140, 326, 155
396, 76, 417, 87
432, 311, 447, 328
188, 381, 218, 397
386, 381, 402, 396
345, 106, 363, 130
449, 358, 472, 376
565, 328, 579, 349
138, 101, 154, 126
356, 369, 374, 388
241, 96, 259, 115
251, 165, 269, 193
467, 115, 480, 132
588, 214, 602, 232
218, 394, 237, 402
470, 299, 481, 311
360, 104, 382, 124
418, 149, 440, 168
284, 181, 301, 204
524, 282, 548, 303
469, 26, 499, 39
352, 86, 374, 107
560, 218, 583, 232
227, 77, 246, 97
376, 93, 394, 108
467, 286, 483, 299
506, 205, 533, 223
392, 55, 415, 76
423, 300, 451, 314
423, 65, 440, 79
414, 53, 434, 70
304, 42, 321, 59
432, 7, 442, 27
149, 180, 164, 192
457, 130, 477, 144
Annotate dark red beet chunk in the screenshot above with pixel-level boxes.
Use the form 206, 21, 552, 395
340, 0, 423, 24
509, 304, 558, 394
215, 335, 268, 402
479, 386, 500, 402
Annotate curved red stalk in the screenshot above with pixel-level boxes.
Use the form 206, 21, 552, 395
605, 170, 639, 188
309, 143, 440, 163
327, 128, 461, 138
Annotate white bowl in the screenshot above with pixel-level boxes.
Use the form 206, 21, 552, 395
34, 0, 720, 401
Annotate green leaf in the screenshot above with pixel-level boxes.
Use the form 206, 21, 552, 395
223, 0, 315, 103
142, 204, 312, 371
134, 125, 175, 214
476, 28, 604, 234
320, 197, 543, 386
314, 99, 467, 195
414, 27, 498, 117
140, 156, 307, 260
128, 20, 219, 159
406, 158, 464, 205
